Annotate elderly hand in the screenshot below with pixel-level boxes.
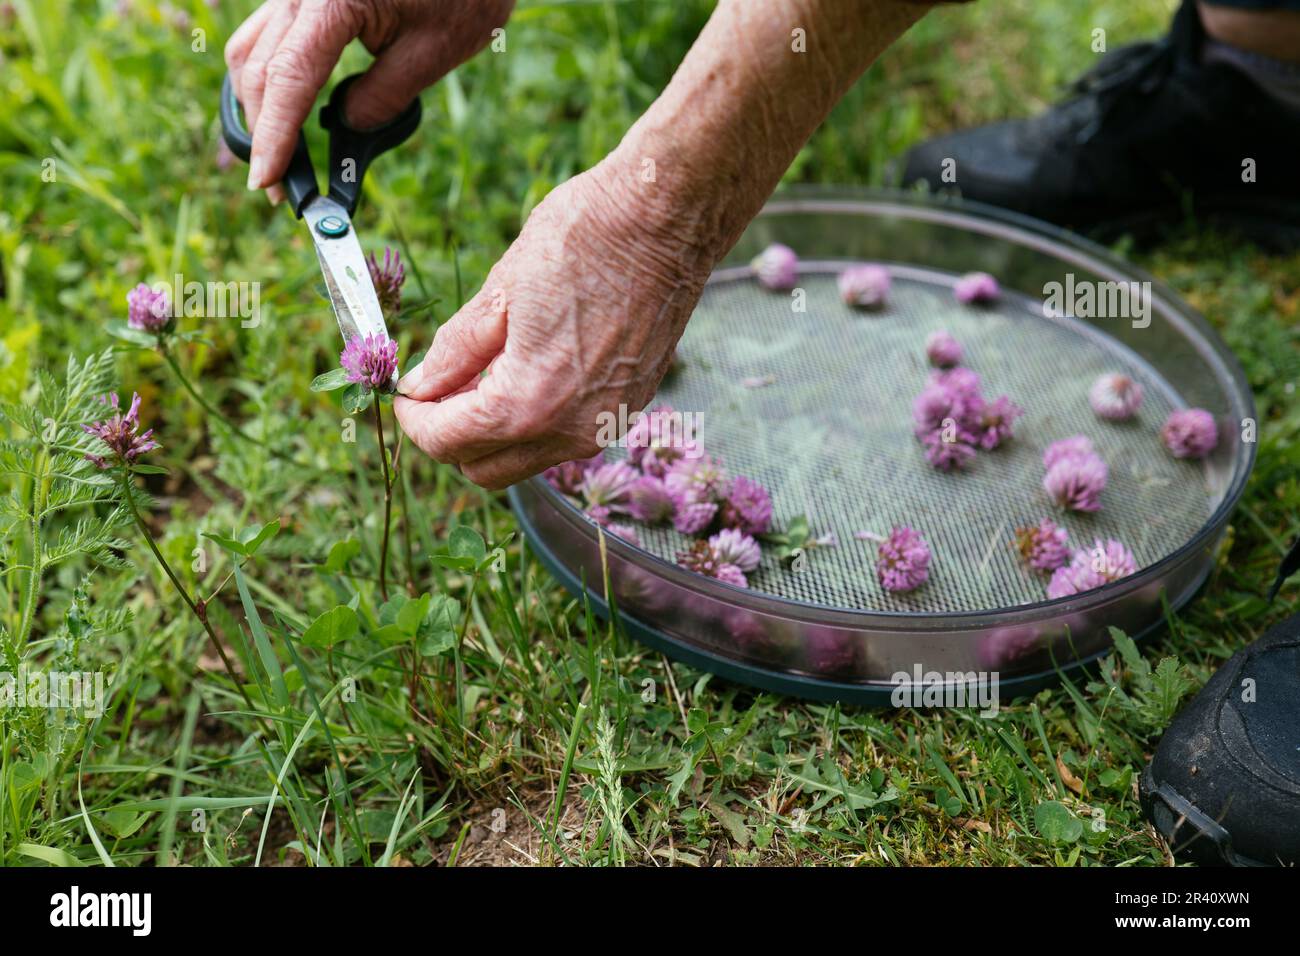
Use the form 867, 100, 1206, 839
391, 0, 928, 490
393, 159, 713, 489
225, 0, 513, 200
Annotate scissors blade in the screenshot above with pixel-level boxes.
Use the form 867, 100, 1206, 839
302, 196, 393, 363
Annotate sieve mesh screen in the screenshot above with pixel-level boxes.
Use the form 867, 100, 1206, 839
625, 266, 1218, 615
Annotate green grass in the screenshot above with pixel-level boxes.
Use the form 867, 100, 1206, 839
1, 0, 1298, 867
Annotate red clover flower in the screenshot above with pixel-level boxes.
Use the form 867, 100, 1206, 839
367, 247, 406, 317
127, 283, 171, 333
751, 243, 798, 291
1161, 408, 1218, 459
876, 525, 931, 593
719, 475, 773, 536
925, 330, 963, 368
953, 271, 1000, 304
340, 333, 399, 392
578, 460, 639, 524
1046, 539, 1137, 599
838, 264, 891, 308
1089, 372, 1144, 421
1014, 518, 1071, 572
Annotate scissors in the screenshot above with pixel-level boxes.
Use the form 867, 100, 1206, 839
219, 72, 420, 386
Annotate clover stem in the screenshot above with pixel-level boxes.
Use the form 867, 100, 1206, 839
373, 402, 393, 603
116, 468, 261, 721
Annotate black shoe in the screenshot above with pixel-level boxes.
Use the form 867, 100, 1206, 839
898, 1, 1300, 245
1140, 613, 1300, 866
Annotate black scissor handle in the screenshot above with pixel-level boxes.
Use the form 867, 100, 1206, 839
319, 74, 422, 216
219, 73, 320, 217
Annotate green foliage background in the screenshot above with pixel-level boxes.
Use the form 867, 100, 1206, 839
0, 0, 1297, 866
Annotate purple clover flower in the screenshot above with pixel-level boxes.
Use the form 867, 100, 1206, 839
82, 392, 160, 469
1089, 372, 1144, 421
1042, 434, 1096, 471
1014, 518, 1071, 572
340, 333, 399, 392
676, 539, 748, 588
673, 501, 718, 536
1043, 454, 1108, 512
367, 247, 406, 317
837, 264, 891, 308
626, 404, 700, 477
751, 243, 798, 290
627, 475, 677, 524
1162, 408, 1218, 459
928, 366, 982, 401
127, 283, 171, 333
665, 454, 729, 509
544, 455, 602, 495
719, 475, 772, 536
578, 460, 639, 524
876, 525, 931, 593
925, 330, 963, 368
921, 428, 976, 471
953, 271, 1000, 304
969, 394, 1023, 450
912, 383, 961, 436
708, 528, 761, 573
1047, 539, 1137, 599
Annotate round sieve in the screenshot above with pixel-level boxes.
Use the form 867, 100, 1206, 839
508, 190, 1256, 704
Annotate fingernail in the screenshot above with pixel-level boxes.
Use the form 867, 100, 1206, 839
397, 361, 426, 395
267, 184, 284, 206
247, 157, 265, 191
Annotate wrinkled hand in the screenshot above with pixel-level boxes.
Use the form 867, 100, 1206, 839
394, 165, 711, 489
225, 0, 513, 200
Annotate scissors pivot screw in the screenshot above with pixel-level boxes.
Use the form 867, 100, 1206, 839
316, 215, 350, 238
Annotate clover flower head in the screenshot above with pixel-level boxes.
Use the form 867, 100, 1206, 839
340, 333, 399, 392
676, 539, 747, 588
673, 500, 719, 536
627, 474, 677, 525
579, 461, 639, 520
837, 264, 891, 308
929, 366, 982, 401
82, 392, 160, 469
970, 394, 1023, 450
1046, 539, 1137, 599
626, 404, 700, 477
367, 247, 406, 317
1014, 518, 1071, 572
954, 271, 1000, 304
921, 428, 976, 471
1089, 372, 1144, 421
708, 528, 761, 573
1042, 434, 1096, 471
127, 283, 171, 332
544, 455, 602, 495
912, 384, 960, 436
1161, 408, 1218, 459
751, 243, 798, 290
719, 475, 773, 535
1043, 453, 1108, 512
665, 454, 729, 508
925, 330, 963, 368
876, 525, 931, 593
